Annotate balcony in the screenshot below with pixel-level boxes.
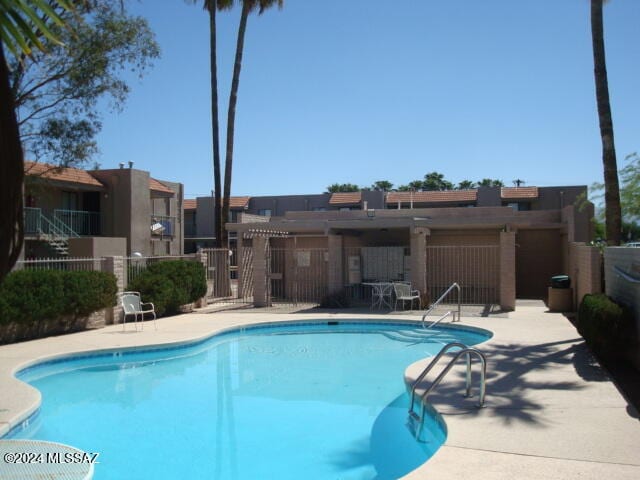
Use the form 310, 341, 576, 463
24, 208, 101, 237
54, 209, 101, 236
151, 215, 176, 237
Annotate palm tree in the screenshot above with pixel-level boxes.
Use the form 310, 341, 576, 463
591, 0, 621, 245
190, 0, 233, 248
0, 0, 74, 283
221, 0, 283, 245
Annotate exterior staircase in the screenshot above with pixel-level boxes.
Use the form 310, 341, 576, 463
25, 208, 79, 257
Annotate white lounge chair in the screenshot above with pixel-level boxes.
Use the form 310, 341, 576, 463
393, 282, 422, 311
119, 291, 157, 331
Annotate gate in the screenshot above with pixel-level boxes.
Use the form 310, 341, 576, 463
267, 248, 328, 307
425, 245, 499, 305
202, 243, 253, 305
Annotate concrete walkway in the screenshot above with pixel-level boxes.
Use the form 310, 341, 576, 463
1, 304, 639, 479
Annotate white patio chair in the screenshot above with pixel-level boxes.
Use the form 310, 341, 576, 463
392, 282, 422, 311
119, 291, 157, 331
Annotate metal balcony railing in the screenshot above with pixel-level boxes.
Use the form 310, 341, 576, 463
151, 215, 176, 236
24, 207, 42, 235
54, 209, 101, 236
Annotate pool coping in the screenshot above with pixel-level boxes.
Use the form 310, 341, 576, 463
1, 307, 640, 479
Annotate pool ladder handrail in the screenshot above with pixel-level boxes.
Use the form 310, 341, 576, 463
425, 310, 454, 329
421, 282, 461, 328
408, 342, 487, 437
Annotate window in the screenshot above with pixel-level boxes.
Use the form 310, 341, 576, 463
61, 191, 78, 210
506, 202, 531, 211
258, 209, 272, 216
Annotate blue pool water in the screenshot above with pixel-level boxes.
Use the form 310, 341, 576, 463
9, 321, 490, 479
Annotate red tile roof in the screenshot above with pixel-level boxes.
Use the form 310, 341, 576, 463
501, 187, 539, 199
386, 190, 477, 204
149, 178, 174, 194
329, 192, 362, 205
24, 161, 104, 188
229, 196, 251, 209
183, 199, 197, 210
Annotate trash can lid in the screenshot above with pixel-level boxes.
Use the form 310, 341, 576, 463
551, 274, 570, 281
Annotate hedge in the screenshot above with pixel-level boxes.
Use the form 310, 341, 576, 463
127, 260, 207, 317
577, 293, 634, 357
0, 269, 118, 327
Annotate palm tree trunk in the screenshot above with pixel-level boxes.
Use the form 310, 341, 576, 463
208, 5, 223, 248
591, 0, 621, 245
0, 40, 25, 283
222, 1, 250, 246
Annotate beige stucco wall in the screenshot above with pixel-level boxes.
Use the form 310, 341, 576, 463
568, 243, 602, 308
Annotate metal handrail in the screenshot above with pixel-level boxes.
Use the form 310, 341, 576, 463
421, 282, 461, 328
408, 342, 467, 414
409, 343, 487, 438
39, 212, 79, 239
426, 311, 454, 329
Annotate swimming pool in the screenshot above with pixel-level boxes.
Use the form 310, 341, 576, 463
8, 320, 490, 479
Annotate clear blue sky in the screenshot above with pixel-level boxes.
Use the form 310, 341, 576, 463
95, 0, 640, 198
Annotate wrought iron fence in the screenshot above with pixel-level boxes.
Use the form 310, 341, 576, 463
267, 247, 328, 306
201, 245, 254, 305
16, 256, 105, 272
425, 245, 499, 305
125, 254, 198, 287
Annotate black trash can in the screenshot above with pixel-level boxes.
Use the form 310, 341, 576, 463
550, 275, 570, 289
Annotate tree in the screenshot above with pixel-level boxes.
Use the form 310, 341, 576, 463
477, 178, 504, 188
0, 0, 75, 283
592, 153, 640, 230
422, 172, 453, 191
221, 0, 283, 245
10, 1, 159, 167
190, 0, 232, 248
371, 180, 393, 191
591, 0, 622, 245
619, 153, 640, 222
457, 180, 476, 190
326, 183, 360, 193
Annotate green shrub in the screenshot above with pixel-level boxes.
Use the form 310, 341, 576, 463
0, 270, 117, 327
578, 293, 633, 357
128, 260, 206, 317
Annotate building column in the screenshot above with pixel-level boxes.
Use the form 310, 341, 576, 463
500, 231, 516, 311
253, 236, 268, 307
327, 234, 344, 294
104, 256, 125, 325
237, 239, 245, 298
410, 227, 429, 297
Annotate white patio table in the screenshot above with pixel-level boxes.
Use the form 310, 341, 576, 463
362, 282, 394, 310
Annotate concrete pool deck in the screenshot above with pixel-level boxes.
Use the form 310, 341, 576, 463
0, 303, 639, 479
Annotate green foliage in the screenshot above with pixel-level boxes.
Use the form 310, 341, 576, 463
397, 174, 504, 192
0, 0, 73, 57
422, 172, 454, 191
578, 294, 634, 357
326, 183, 360, 193
477, 178, 504, 187
620, 153, 640, 222
0, 269, 117, 326
10, 0, 160, 167
128, 260, 207, 317
371, 180, 393, 191
457, 180, 476, 190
